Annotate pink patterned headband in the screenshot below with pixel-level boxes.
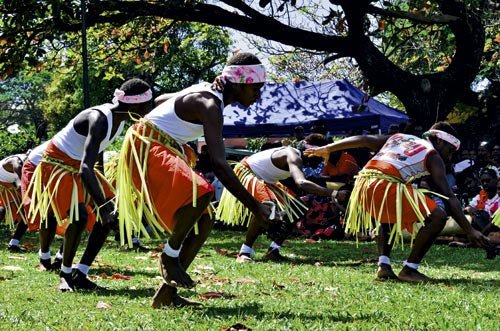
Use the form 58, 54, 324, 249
425, 129, 460, 150
221, 64, 266, 84
113, 89, 153, 104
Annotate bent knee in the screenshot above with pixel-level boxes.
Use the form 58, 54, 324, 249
429, 207, 447, 222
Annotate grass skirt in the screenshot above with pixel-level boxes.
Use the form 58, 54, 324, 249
216, 161, 307, 227
345, 169, 444, 246
0, 181, 24, 227
115, 119, 213, 246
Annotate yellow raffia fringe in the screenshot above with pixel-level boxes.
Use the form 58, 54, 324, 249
0, 185, 25, 228
24, 155, 111, 229
216, 162, 308, 227
345, 169, 447, 248
115, 119, 201, 247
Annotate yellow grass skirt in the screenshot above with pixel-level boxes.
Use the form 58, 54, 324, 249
216, 161, 307, 227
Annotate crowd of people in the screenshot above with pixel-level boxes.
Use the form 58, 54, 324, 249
0, 51, 498, 309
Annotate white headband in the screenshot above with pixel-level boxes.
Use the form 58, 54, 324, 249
425, 129, 460, 150
112, 89, 153, 104
221, 64, 266, 84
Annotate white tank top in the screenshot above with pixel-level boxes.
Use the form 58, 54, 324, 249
28, 141, 50, 166
0, 156, 20, 183
51, 104, 125, 161
371, 133, 435, 181
145, 83, 224, 145
246, 147, 300, 184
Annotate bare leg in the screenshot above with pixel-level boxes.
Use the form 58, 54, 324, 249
153, 214, 214, 308
59, 204, 87, 291
376, 223, 398, 280
159, 192, 213, 288
399, 207, 447, 282
39, 215, 57, 254
79, 220, 112, 267
7, 221, 29, 252
243, 216, 262, 249
11, 221, 28, 242
39, 215, 57, 270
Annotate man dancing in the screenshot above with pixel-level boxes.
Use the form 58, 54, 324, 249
216, 145, 349, 262
1, 152, 28, 252
305, 122, 488, 282
115, 52, 272, 308
28, 78, 152, 291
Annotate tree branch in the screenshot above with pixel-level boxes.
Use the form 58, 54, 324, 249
85, 1, 351, 54
367, 4, 460, 24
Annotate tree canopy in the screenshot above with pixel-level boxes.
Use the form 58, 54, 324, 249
0, 0, 498, 128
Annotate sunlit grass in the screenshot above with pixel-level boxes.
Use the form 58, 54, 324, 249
0, 227, 498, 330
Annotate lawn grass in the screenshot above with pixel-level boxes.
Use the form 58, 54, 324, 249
0, 226, 498, 330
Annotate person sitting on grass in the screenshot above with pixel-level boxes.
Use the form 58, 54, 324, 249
115, 52, 273, 308
216, 145, 349, 263
461, 168, 500, 240
1, 152, 29, 252
27, 78, 152, 291
305, 121, 489, 283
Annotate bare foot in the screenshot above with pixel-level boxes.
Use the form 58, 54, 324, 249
158, 252, 195, 288
376, 263, 398, 280
58, 272, 74, 292
152, 282, 202, 309
398, 266, 432, 283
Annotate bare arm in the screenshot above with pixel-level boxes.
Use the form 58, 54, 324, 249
200, 97, 261, 213
287, 150, 332, 197
287, 150, 349, 201
304, 135, 389, 160
79, 112, 113, 220
428, 153, 488, 246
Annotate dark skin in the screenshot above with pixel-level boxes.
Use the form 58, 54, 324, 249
152, 81, 272, 306
305, 134, 488, 281
242, 147, 349, 251
58, 100, 150, 290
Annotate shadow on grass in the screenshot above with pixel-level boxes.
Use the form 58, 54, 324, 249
89, 286, 156, 299
90, 266, 158, 278
201, 302, 380, 324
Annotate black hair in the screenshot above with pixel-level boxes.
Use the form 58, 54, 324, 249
226, 52, 261, 66
480, 168, 497, 180
304, 133, 328, 147
120, 78, 150, 96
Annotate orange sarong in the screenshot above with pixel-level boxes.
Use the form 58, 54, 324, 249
124, 121, 214, 234
27, 142, 113, 231
21, 159, 66, 235
0, 180, 23, 226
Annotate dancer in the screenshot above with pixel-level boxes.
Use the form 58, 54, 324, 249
216, 146, 349, 262
27, 78, 152, 291
115, 52, 272, 308
1, 152, 28, 252
305, 122, 488, 282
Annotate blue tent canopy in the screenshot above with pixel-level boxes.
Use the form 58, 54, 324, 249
223, 79, 408, 137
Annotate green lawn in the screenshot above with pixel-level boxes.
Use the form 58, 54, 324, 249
0, 227, 498, 331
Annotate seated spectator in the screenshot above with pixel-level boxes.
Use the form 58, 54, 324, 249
464, 168, 500, 234
474, 145, 499, 177
492, 144, 500, 166
322, 150, 359, 185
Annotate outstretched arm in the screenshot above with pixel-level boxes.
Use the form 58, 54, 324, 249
304, 135, 389, 160
428, 153, 488, 247
197, 95, 271, 222
287, 150, 348, 201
